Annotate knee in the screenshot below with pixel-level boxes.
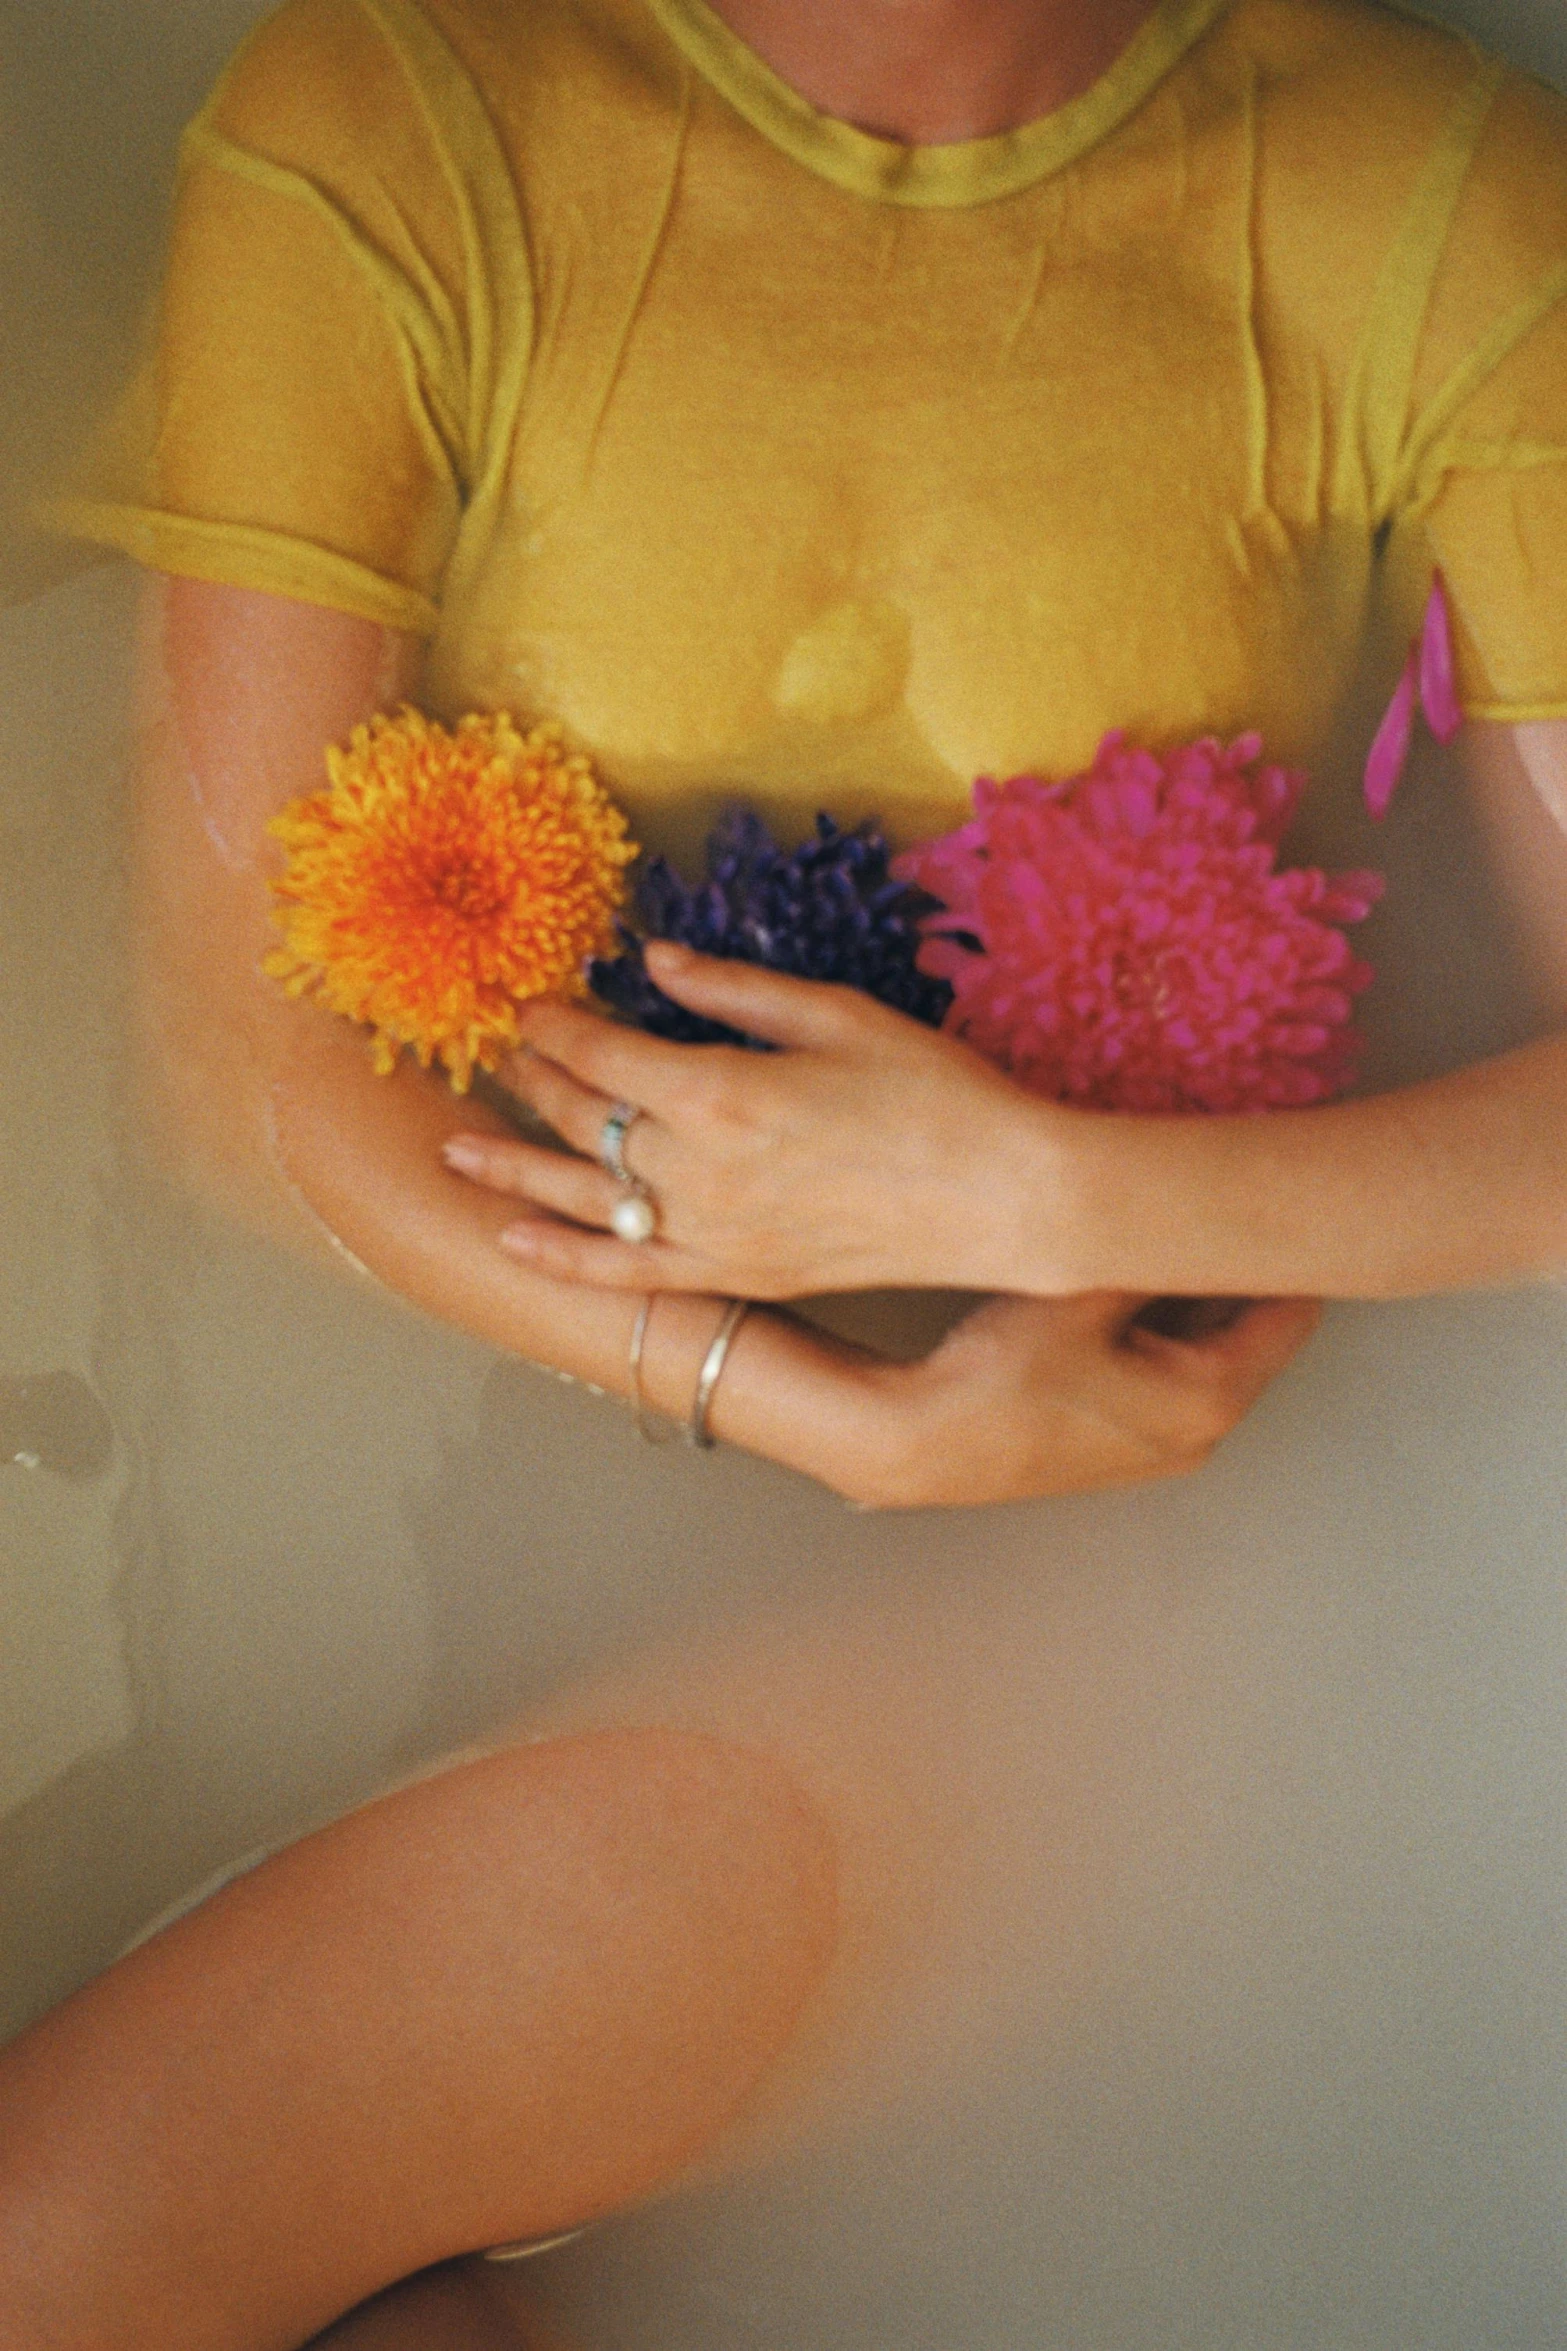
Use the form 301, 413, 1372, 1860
327, 1726, 841, 2214
0, 1728, 839, 2351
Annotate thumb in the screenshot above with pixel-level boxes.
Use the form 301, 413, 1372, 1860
642, 942, 869, 1050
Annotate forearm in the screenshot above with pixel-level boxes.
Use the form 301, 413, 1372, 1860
268, 1016, 889, 1487
1030, 717, 1567, 1304
1037, 1032, 1567, 1300
136, 574, 892, 1499
143, 908, 893, 1489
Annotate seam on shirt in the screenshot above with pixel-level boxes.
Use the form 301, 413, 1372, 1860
1423, 438, 1567, 473
41, 501, 442, 635
180, 123, 468, 491
1462, 697, 1567, 723
1391, 263, 1567, 516
191, 10, 471, 382
1333, 51, 1504, 525
1001, 231, 1052, 364
638, 0, 1232, 209
1235, 52, 1270, 530
1402, 434, 1567, 520
356, 0, 535, 534
583, 63, 694, 481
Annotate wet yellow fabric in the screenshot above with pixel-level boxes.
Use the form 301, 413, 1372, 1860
49, 0, 1567, 855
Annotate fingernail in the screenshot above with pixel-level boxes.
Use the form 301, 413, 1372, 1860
499, 1224, 543, 1255
647, 939, 693, 968
442, 1138, 485, 1175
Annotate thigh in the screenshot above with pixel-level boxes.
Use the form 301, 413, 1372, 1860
0, 1728, 836, 2351
303, 2261, 566, 2350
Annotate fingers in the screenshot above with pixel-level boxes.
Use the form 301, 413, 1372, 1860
641, 942, 877, 1050
1135, 1294, 1322, 1390
1056, 1291, 1320, 1370
1125, 1293, 1322, 1466
441, 1125, 726, 1292
509, 953, 881, 1128
442, 1133, 624, 1223
510, 996, 732, 1117
1014, 1290, 1321, 1470
496, 1218, 718, 1293
497, 1050, 625, 1164
1215, 1294, 1324, 1375
1044, 1289, 1160, 1341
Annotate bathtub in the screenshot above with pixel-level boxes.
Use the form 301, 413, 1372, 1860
3, 2, 1567, 2343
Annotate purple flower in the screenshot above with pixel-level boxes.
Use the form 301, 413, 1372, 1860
591, 809, 953, 1045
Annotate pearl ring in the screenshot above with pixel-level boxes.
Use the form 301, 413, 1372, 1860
599, 1101, 659, 1244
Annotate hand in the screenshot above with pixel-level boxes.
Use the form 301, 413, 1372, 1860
841, 1289, 1323, 1510
442, 944, 1066, 1300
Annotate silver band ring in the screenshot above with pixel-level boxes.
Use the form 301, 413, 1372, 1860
627, 1295, 677, 1443
598, 1100, 644, 1185
689, 1299, 750, 1450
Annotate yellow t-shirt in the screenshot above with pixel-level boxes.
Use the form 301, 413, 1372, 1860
50, 0, 1567, 857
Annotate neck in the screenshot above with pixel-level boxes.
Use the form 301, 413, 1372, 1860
700, 0, 1163, 144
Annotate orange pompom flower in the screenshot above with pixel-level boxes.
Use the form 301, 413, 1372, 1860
264, 707, 636, 1089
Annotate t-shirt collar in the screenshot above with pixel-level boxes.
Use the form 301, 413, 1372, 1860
639, 0, 1233, 206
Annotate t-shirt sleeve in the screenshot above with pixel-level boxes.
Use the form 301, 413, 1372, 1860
1392, 68, 1567, 720
46, 0, 483, 636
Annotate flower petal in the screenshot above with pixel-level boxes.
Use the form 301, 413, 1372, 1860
1364, 650, 1418, 819
1418, 572, 1463, 742
595, 806, 952, 1041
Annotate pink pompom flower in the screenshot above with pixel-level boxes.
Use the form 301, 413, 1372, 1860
895, 733, 1384, 1113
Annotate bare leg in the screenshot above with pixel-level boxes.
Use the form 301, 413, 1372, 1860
302, 2261, 569, 2350
0, 1729, 837, 2351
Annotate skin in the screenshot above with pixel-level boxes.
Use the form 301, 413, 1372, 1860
704, 0, 1161, 141
460, 791, 1567, 1302
134, 571, 1319, 1512
0, 1544, 1082, 2351
148, 562, 1567, 1334
439, 22, 1567, 1329
118, 0, 1323, 1519
300, 2267, 571, 2351
0, 1729, 840, 2351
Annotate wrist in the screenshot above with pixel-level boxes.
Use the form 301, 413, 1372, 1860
717, 1309, 924, 1504
636, 1293, 743, 1432
833, 1353, 932, 1507
811, 1348, 968, 1510
983, 1088, 1103, 1294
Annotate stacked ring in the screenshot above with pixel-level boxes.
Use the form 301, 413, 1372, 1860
599, 1100, 660, 1243
689, 1299, 749, 1449
598, 1101, 643, 1184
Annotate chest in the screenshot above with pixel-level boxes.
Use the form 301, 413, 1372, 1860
432, 91, 1372, 853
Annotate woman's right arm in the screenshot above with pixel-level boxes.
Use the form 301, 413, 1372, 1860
135, 574, 901, 1475
138, 572, 1316, 1508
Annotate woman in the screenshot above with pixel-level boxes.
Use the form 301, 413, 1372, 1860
56, 0, 1567, 1512
5, 0, 1567, 2341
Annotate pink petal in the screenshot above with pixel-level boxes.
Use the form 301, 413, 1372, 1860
1318, 868, 1384, 921
1418, 574, 1463, 742
1364, 650, 1418, 819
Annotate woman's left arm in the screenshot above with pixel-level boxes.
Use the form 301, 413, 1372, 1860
450, 721, 1567, 1305
1077, 717, 1567, 1302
